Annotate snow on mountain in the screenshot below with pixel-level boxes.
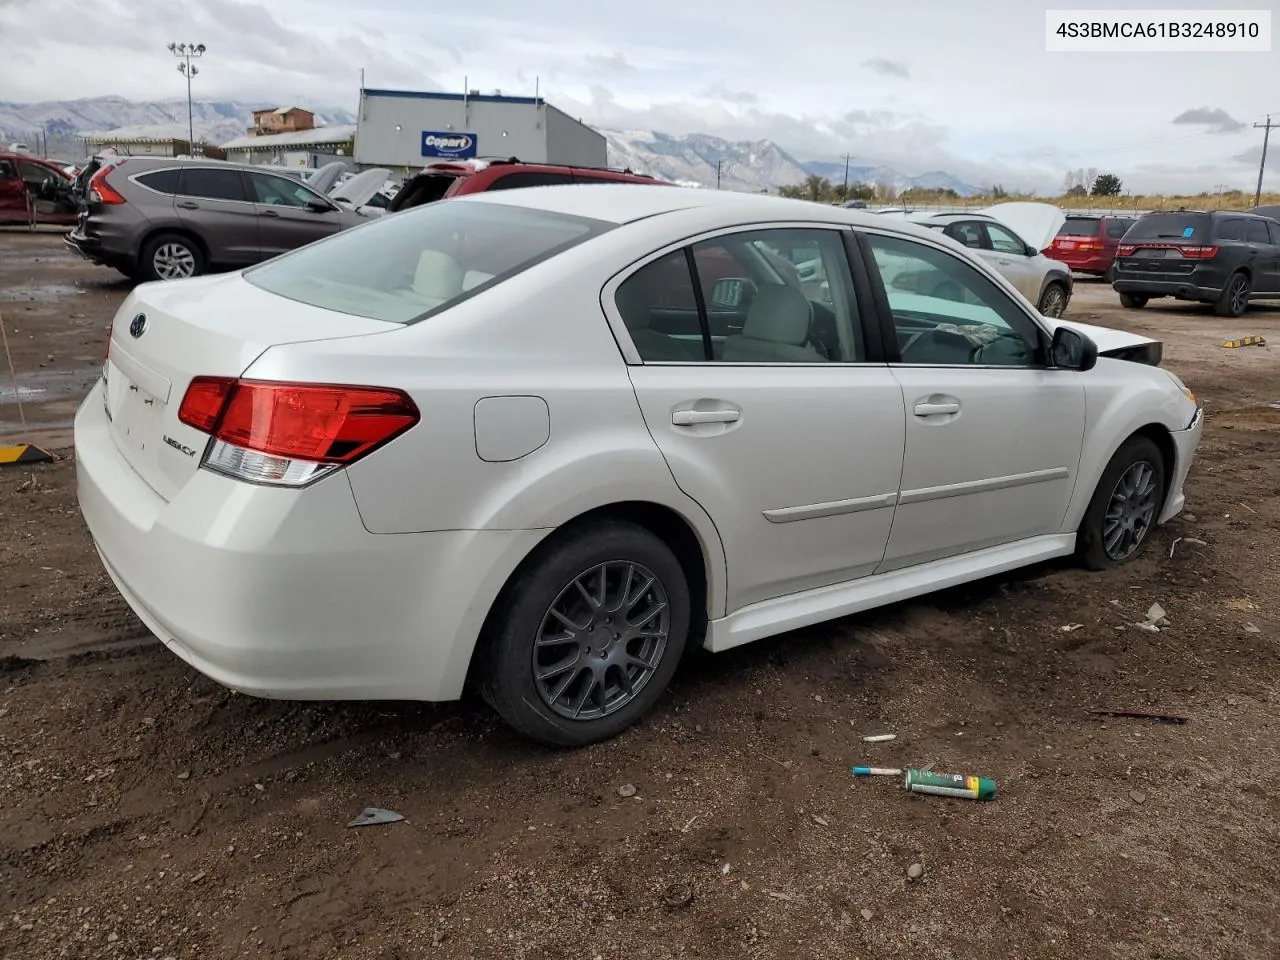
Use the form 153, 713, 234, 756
0, 97, 355, 156
798, 159, 981, 197
604, 129, 807, 192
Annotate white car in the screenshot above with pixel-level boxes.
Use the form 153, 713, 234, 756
76, 186, 1203, 746
884, 204, 1074, 317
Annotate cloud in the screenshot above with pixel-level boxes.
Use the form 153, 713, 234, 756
584, 52, 635, 74
1171, 107, 1246, 134
861, 57, 909, 80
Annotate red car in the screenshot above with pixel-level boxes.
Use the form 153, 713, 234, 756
1045, 214, 1138, 279
0, 153, 78, 226
388, 157, 671, 211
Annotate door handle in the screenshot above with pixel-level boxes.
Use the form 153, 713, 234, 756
914, 401, 960, 416
260, 209, 280, 218
672, 409, 740, 425
997, 258, 1013, 265
175, 200, 198, 210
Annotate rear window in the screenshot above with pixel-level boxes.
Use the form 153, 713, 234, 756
1126, 213, 1212, 241
244, 199, 611, 324
1216, 219, 1247, 241
1105, 219, 1135, 238
1058, 217, 1100, 237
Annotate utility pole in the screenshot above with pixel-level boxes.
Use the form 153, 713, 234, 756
842, 153, 851, 196
168, 42, 207, 149
1254, 115, 1274, 208
716, 159, 722, 189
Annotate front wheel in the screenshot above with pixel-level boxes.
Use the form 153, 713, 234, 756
1214, 272, 1249, 318
1077, 435, 1166, 571
1119, 293, 1148, 309
478, 521, 691, 746
1038, 281, 1068, 318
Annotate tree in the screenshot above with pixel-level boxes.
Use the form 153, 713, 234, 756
1065, 184, 1088, 198
1091, 173, 1123, 196
989, 184, 1008, 199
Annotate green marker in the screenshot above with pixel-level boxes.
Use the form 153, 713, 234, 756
903, 768, 996, 801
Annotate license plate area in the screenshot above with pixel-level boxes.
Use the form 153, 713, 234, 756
107, 364, 165, 459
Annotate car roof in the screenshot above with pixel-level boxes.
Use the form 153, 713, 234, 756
454, 184, 965, 249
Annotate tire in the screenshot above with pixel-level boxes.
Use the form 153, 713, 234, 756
478, 520, 691, 746
1214, 271, 1249, 318
139, 232, 205, 282
1119, 293, 1148, 309
1106, 263, 1118, 285
1038, 281, 1068, 318
1077, 435, 1166, 571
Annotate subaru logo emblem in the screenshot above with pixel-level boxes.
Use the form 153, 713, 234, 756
129, 313, 147, 338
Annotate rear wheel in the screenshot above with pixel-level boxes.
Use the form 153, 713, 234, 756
1214, 272, 1249, 318
1038, 281, 1068, 317
478, 521, 691, 746
1077, 435, 1166, 571
140, 233, 204, 282
1119, 293, 1148, 309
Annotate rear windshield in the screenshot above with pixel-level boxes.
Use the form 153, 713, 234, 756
1057, 217, 1100, 237
1125, 213, 1212, 241
244, 199, 610, 324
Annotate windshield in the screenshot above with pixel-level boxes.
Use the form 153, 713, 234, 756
1057, 217, 1100, 237
1126, 213, 1212, 242
244, 199, 611, 324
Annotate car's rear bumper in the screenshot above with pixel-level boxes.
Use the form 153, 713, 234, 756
1159, 406, 1204, 524
74, 383, 546, 702
1054, 253, 1111, 273
1112, 278, 1222, 301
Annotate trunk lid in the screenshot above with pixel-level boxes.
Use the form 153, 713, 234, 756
103, 272, 399, 501
330, 167, 392, 208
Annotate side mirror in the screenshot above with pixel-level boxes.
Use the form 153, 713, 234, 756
306, 199, 334, 213
709, 277, 755, 308
1050, 325, 1097, 372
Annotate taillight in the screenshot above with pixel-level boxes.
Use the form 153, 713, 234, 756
1177, 245, 1218, 259
177, 378, 419, 486
1077, 241, 1103, 251
88, 168, 126, 205
1116, 244, 1136, 256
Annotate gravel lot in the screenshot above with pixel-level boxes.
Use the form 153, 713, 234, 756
2, 227, 1278, 960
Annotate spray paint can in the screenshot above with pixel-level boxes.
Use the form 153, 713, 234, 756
903, 768, 996, 801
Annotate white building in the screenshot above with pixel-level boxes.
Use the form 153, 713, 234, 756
220, 124, 358, 168
353, 88, 606, 175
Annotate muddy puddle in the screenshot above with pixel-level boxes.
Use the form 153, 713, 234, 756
0, 366, 99, 405
0, 282, 86, 302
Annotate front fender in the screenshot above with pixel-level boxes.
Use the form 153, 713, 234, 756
1061, 360, 1198, 532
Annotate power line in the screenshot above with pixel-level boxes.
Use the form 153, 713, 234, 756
1073, 108, 1280, 161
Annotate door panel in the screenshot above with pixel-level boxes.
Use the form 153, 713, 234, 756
246, 171, 344, 258
882, 367, 1084, 569
630, 365, 906, 609
859, 229, 1086, 570
174, 167, 260, 266
0, 158, 27, 222
979, 222, 1041, 302
615, 225, 905, 612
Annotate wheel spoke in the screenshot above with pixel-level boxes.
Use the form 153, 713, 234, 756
625, 576, 656, 613
548, 666, 583, 705
549, 608, 587, 633
536, 652, 579, 681
571, 669, 601, 718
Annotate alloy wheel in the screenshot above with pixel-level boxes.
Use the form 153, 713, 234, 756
153, 243, 196, 280
1041, 286, 1067, 318
1229, 276, 1248, 315
1102, 460, 1159, 561
532, 561, 670, 721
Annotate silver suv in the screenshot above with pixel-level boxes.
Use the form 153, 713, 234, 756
65, 157, 372, 282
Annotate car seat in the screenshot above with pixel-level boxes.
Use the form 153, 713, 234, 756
720, 285, 823, 362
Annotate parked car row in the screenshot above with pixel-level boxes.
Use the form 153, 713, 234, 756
77, 183, 1203, 744
0, 151, 79, 226
61, 155, 671, 282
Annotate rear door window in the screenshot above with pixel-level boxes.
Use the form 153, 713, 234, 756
176, 167, 248, 203
136, 169, 180, 194
1059, 217, 1101, 237
1268, 221, 1280, 245
1105, 219, 1134, 238
946, 221, 988, 249
1245, 220, 1270, 244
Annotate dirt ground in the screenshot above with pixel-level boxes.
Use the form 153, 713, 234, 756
1, 227, 1278, 960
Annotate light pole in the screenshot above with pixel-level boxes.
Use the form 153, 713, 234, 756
168, 42, 206, 150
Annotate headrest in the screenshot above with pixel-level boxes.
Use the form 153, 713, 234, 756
742, 285, 812, 345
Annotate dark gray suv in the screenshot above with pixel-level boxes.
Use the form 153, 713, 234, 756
65, 157, 371, 282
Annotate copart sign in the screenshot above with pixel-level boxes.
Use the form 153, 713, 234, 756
420, 131, 477, 159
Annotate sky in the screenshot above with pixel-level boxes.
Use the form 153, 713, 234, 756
0, 0, 1276, 194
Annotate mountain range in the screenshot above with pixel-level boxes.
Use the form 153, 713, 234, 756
0, 96, 980, 195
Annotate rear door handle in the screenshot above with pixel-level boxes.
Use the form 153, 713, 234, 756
914, 401, 960, 416
260, 209, 280, 218
672, 409, 740, 425
175, 200, 198, 210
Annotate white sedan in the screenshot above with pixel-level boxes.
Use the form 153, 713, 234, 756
76, 185, 1203, 746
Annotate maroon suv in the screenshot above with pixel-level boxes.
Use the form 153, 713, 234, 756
1046, 214, 1137, 279
388, 158, 671, 211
